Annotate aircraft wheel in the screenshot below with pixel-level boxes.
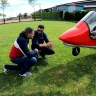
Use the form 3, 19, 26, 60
72, 47, 80, 56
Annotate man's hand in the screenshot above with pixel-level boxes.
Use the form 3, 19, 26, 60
39, 42, 53, 48
46, 42, 53, 48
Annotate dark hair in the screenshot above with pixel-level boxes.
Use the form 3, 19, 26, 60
38, 25, 44, 29
20, 27, 34, 37
25, 27, 33, 35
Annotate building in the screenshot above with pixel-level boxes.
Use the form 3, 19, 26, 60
65, 0, 96, 11
43, 0, 96, 12
56, 4, 84, 12
43, 4, 84, 13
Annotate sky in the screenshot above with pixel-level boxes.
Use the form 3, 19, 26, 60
0, 0, 82, 18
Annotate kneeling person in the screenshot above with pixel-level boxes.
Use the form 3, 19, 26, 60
31, 25, 55, 59
4, 27, 38, 76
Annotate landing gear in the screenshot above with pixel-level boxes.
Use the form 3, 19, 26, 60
72, 47, 80, 56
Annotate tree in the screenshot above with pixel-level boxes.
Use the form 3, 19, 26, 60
17, 13, 22, 22
28, 0, 37, 21
0, 13, 6, 17
23, 13, 28, 19
0, 0, 9, 24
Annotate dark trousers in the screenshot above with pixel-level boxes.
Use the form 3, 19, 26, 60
5, 56, 37, 75
39, 47, 55, 57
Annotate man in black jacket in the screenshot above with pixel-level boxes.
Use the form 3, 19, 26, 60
4, 27, 38, 76
31, 25, 55, 59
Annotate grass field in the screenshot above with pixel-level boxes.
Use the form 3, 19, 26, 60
0, 21, 96, 96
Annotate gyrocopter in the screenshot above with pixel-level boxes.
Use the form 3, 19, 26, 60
59, 11, 96, 56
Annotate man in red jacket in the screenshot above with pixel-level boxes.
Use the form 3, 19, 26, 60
4, 27, 38, 76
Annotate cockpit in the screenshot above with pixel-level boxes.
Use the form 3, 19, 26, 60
80, 11, 96, 39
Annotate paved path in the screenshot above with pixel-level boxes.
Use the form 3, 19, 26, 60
0, 18, 41, 24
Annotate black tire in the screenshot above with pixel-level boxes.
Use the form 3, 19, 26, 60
72, 47, 80, 56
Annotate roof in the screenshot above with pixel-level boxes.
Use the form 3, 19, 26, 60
84, 5, 96, 8
56, 3, 83, 7
43, 0, 96, 10
67, 0, 96, 4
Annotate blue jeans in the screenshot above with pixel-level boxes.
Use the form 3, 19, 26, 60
5, 56, 37, 75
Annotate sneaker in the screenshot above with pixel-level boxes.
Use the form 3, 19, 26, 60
19, 72, 31, 77
3, 64, 8, 74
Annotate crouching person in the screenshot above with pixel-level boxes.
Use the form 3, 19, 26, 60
4, 27, 38, 76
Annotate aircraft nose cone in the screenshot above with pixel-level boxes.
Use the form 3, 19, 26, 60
59, 27, 79, 44
59, 21, 89, 46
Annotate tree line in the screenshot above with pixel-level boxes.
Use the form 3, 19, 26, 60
0, 0, 37, 23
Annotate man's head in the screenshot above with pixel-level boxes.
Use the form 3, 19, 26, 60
37, 25, 44, 34
25, 27, 34, 39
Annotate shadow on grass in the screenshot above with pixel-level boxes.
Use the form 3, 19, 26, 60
32, 58, 48, 73
35, 54, 96, 95
36, 58, 48, 66
0, 71, 23, 93
18, 91, 65, 96
0, 58, 48, 93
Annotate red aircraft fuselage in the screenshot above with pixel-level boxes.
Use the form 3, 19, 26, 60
59, 11, 96, 56
59, 21, 96, 47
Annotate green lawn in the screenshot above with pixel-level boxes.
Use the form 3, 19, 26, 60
0, 21, 96, 96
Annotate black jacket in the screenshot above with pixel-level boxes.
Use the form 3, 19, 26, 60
32, 30, 50, 49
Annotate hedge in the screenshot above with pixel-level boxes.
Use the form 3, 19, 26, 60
32, 11, 63, 20
32, 11, 89, 21
64, 11, 89, 21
